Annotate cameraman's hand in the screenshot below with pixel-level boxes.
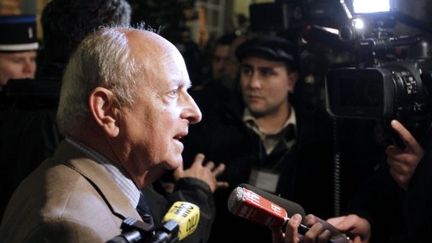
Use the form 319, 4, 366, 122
174, 153, 229, 192
385, 120, 424, 190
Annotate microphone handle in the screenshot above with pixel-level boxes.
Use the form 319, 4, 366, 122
106, 230, 142, 243
150, 232, 170, 243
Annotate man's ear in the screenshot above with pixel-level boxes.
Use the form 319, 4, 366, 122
288, 71, 299, 93
89, 87, 120, 137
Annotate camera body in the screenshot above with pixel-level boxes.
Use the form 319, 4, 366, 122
323, 1, 432, 143
326, 59, 432, 142
326, 60, 432, 119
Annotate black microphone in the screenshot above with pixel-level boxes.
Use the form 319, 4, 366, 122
228, 185, 351, 243
107, 217, 154, 243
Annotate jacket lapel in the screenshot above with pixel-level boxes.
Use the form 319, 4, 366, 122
52, 141, 141, 221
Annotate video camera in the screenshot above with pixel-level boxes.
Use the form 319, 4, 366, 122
324, 0, 432, 145
249, 0, 432, 145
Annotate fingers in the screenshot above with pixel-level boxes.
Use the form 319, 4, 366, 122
216, 181, 230, 188
317, 230, 332, 243
195, 153, 226, 176
390, 120, 422, 154
304, 214, 319, 225
191, 153, 206, 167
304, 222, 325, 243
212, 163, 228, 189
204, 161, 215, 170
212, 163, 225, 176
327, 214, 370, 238
184, 153, 228, 191
285, 214, 302, 243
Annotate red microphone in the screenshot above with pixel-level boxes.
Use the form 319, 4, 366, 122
227, 186, 289, 230
228, 186, 351, 242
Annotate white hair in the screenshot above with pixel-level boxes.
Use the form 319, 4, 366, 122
57, 26, 141, 135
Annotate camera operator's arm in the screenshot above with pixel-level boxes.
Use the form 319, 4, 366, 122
386, 120, 424, 190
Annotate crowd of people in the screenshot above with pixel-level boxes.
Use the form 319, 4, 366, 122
0, 0, 431, 243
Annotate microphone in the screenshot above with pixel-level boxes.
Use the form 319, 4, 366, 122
150, 201, 200, 243
227, 186, 351, 243
107, 217, 154, 243
227, 186, 309, 233
107, 201, 200, 243
238, 183, 306, 217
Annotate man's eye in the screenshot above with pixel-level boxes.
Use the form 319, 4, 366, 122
168, 89, 178, 98
241, 67, 252, 75
261, 69, 275, 77
11, 58, 23, 63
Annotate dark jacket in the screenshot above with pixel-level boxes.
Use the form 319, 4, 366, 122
348, 136, 432, 243
182, 85, 335, 242
0, 63, 63, 219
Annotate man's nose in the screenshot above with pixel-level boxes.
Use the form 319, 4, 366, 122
182, 93, 202, 124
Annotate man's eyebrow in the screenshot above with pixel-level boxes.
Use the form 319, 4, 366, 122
173, 78, 192, 89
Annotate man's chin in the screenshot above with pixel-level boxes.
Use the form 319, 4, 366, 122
164, 157, 183, 170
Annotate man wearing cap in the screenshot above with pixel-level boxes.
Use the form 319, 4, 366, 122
0, 15, 38, 87
182, 35, 335, 242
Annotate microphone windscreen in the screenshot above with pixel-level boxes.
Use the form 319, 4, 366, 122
239, 183, 306, 217
162, 201, 200, 240
227, 186, 288, 229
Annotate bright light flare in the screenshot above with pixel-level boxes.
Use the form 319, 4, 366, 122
353, 0, 391, 14
352, 18, 365, 30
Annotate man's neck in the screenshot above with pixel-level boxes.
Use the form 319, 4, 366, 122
255, 104, 291, 135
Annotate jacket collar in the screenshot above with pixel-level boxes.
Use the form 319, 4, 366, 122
52, 140, 141, 221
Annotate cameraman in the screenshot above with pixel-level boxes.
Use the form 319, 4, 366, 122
277, 119, 430, 243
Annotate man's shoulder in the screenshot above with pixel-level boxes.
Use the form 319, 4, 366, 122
0, 159, 122, 242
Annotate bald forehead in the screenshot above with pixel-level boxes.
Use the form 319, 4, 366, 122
126, 30, 176, 58
119, 28, 190, 87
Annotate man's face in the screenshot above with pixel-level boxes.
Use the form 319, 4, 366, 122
212, 44, 231, 80
0, 51, 37, 86
120, 36, 202, 172
240, 56, 296, 117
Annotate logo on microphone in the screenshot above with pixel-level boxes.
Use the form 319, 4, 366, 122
162, 201, 200, 240
271, 203, 283, 214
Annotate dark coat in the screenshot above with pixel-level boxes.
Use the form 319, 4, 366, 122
0, 63, 63, 219
348, 137, 432, 243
